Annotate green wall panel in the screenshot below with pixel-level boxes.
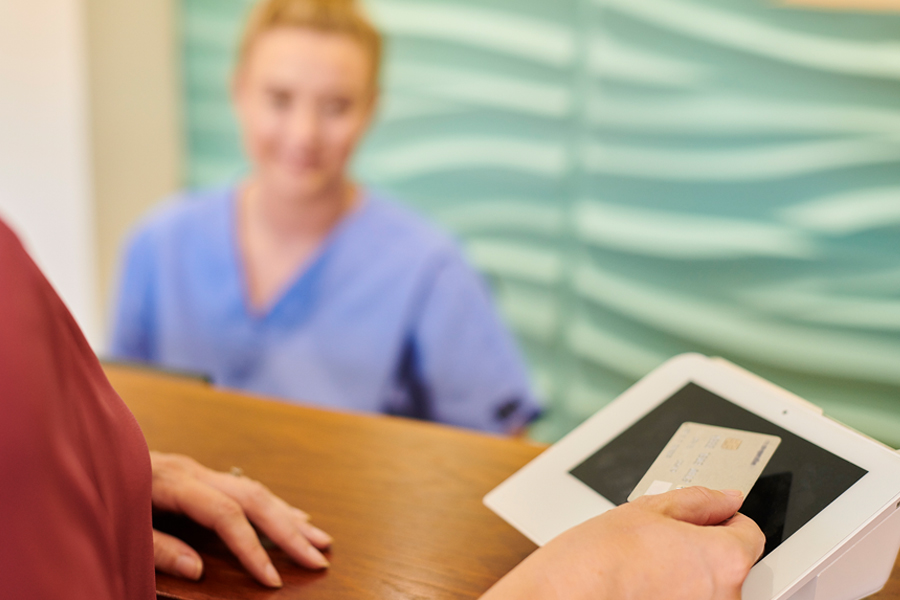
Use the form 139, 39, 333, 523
180, 0, 900, 445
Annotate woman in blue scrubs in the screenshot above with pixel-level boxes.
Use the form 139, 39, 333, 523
110, 0, 539, 434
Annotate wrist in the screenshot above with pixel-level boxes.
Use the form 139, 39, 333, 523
481, 541, 616, 600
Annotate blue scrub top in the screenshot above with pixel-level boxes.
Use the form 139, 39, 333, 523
110, 187, 540, 433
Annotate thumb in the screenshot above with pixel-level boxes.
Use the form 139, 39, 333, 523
153, 529, 204, 580
633, 487, 744, 526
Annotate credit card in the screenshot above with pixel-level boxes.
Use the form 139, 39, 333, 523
627, 422, 781, 502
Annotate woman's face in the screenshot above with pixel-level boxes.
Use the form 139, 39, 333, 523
234, 28, 376, 200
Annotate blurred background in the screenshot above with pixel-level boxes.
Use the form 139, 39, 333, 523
2, 0, 899, 444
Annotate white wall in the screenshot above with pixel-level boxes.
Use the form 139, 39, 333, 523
85, 0, 182, 328
0, 0, 100, 346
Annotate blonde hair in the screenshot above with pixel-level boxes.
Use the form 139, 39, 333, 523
238, 0, 382, 87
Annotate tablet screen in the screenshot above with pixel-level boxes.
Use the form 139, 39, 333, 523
570, 382, 867, 557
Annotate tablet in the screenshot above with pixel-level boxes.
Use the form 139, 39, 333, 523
485, 354, 900, 600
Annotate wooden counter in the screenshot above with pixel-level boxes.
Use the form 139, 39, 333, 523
105, 365, 900, 599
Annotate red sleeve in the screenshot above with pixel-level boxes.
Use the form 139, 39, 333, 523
0, 220, 155, 599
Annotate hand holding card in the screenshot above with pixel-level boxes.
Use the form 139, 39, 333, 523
481, 487, 765, 600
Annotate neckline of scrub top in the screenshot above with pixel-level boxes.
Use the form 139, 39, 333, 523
225, 184, 373, 322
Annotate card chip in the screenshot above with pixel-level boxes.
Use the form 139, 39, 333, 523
722, 438, 742, 450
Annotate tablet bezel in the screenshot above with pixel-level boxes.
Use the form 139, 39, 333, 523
484, 353, 900, 599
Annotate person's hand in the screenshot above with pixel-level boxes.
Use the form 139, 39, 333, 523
481, 487, 765, 600
149, 452, 332, 588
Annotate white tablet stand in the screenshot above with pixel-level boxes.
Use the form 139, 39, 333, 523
785, 503, 900, 600
715, 358, 900, 600
486, 354, 900, 600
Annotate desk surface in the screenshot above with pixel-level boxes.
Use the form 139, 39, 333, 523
106, 365, 900, 600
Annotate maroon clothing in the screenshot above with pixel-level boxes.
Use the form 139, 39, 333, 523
0, 221, 155, 599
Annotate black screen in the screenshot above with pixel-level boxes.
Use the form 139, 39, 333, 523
570, 383, 867, 557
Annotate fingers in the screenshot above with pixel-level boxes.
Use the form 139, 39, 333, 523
159, 474, 284, 587
153, 529, 203, 581
289, 507, 333, 549
151, 452, 333, 584
634, 487, 745, 526
694, 513, 766, 596
286, 503, 332, 549
721, 513, 766, 564
201, 471, 331, 568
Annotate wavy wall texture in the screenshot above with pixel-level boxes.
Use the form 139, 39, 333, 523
181, 0, 900, 444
